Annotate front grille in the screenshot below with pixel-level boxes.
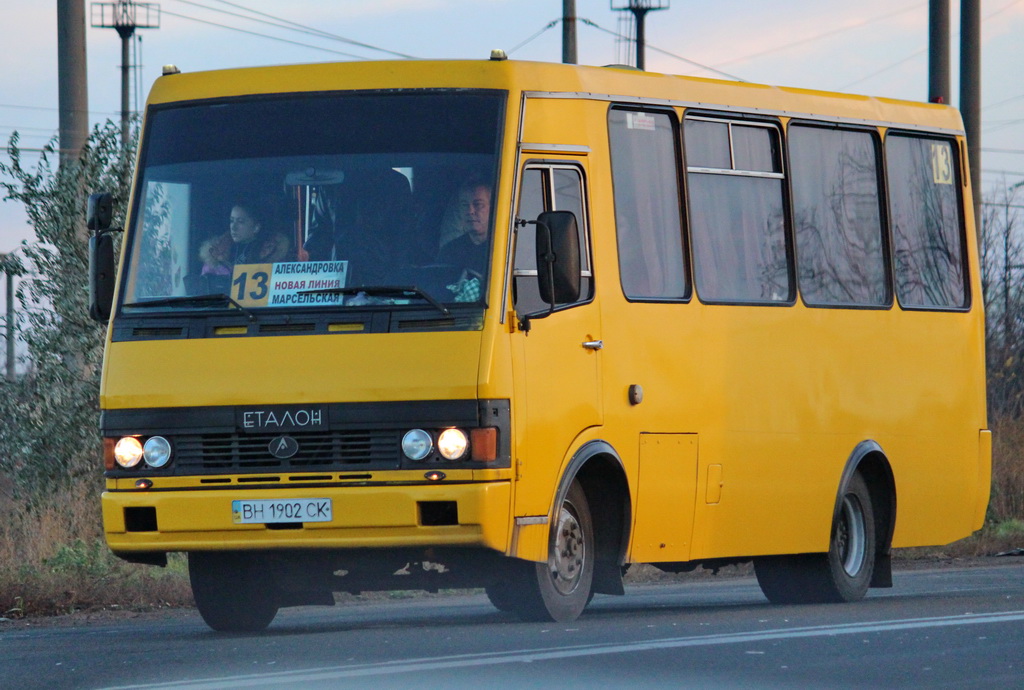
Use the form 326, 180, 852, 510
172, 429, 401, 474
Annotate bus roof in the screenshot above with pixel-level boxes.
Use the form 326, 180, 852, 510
147, 58, 964, 134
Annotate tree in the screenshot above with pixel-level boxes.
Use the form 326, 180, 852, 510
979, 180, 1024, 418
0, 122, 134, 497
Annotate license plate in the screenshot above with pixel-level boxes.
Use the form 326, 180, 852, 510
232, 498, 332, 524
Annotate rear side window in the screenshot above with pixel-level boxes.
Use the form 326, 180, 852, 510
685, 117, 790, 303
789, 125, 888, 307
885, 134, 967, 309
608, 108, 688, 300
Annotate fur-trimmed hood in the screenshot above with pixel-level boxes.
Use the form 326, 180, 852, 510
200, 231, 291, 271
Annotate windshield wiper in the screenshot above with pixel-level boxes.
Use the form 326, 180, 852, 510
298, 285, 451, 317
123, 293, 257, 322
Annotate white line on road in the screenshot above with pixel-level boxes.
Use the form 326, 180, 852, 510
108, 610, 1024, 689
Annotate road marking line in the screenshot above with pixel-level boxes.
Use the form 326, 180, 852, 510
109, 610, 1024, 689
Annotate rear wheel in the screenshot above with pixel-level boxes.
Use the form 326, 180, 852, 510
189, 552, 279, 632
755, 473, 876, 604
506, 481, 595, 622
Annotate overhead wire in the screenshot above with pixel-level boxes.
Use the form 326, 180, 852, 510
192, 0, 416, 59
160, 9, 371, 60
985, 119, 1024, 133
715, 1, 926, 68
984, 93, 1024, 111
507, 19, 560, 55
0, 103, 118, 116
841, 49, 926, 90
836, 0, 1024, 94
578, 18, 746, 82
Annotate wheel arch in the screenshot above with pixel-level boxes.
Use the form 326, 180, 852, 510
836, 440, 897, 588
551, 440, 632, 593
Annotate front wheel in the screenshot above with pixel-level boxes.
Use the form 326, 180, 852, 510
505, 481, 595, 622
189, 552, 279, 632
755, 472, 876, 604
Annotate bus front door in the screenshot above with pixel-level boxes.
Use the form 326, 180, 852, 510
509, 164, 603, 528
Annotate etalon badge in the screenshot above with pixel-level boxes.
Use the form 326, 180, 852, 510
269, 435, 300, 459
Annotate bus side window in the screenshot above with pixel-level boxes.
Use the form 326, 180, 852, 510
608, 108, 688, 301
685, 116, 791, 304
789, 124, 888, 308
513, 165, 591, 315
885, 134, 967, 310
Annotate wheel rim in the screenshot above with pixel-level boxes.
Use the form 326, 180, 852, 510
550, 504, 586, 595
836, 493, 867, 576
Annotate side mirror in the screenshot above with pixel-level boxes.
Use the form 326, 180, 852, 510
87, 192, 114, 232
89, 232, 116, 322
535, 210, 581, 307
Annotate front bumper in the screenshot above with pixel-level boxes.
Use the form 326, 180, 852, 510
103, 476, 512, 555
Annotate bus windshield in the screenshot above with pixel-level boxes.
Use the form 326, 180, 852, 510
121, 90, 505, 313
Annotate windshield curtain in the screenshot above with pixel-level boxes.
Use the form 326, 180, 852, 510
121, 90, 505, 313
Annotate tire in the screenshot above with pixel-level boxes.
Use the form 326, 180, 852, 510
189, 552, 279, 632
506, 481, 595, 622
755, 473, 876, 604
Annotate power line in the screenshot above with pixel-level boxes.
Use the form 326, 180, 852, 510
982, 169, 1024, 177
160, 9, 371, 60
828, 0, 1021, 94
0, 125, 58, 133
715, 1, 926, 68
578, 17, 746, 82
984, 0, 1024, 21
985, 119, 1024, 133
984, 93, 1024, 111
508, 18, 560, 55
841, 49, 925, 90
0, 103, 119, 116
984, 147, 1024, 155
194, 0, 416, 59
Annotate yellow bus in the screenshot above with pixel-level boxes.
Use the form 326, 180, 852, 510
88, 55, 990, 632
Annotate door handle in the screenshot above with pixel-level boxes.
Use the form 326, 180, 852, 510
582, 340, 603, 351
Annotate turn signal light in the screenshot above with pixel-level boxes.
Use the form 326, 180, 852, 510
470, 428, 498, 462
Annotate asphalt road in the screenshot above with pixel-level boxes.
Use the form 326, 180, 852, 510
2, 561, 1023, 689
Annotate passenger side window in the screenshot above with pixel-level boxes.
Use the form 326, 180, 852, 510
789, 125, 889, 307
685, 117, 791, 303
885, 134, 967, 309
608, 108, 688, 300
513, 165, 591, 314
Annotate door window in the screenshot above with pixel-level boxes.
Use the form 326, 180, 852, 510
513, 165, 592, 315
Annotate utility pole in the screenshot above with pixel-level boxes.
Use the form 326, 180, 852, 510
0, 254, 14, 382
91, 1, 160, 147
57, 0, 90, 163
611, 0, 669, 71
928, 0, 950, 104
562, 0, 577, 64
959, 0, 981, 228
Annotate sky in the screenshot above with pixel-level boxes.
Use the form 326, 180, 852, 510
1, 0, 1023, 258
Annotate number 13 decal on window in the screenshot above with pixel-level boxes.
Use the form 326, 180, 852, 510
232, 264, 272, 307
930, 142, 954, 185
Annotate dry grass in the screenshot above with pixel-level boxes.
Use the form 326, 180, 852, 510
0, 484, 191, 618
989, 416, 1024, 523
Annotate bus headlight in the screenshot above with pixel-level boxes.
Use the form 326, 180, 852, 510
437, 428, 469, 460
143, 436, 172, 468
114, 437, 144, 468
402, 429, 433, 461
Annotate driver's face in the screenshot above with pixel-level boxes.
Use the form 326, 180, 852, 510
461, 186, 491, 245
